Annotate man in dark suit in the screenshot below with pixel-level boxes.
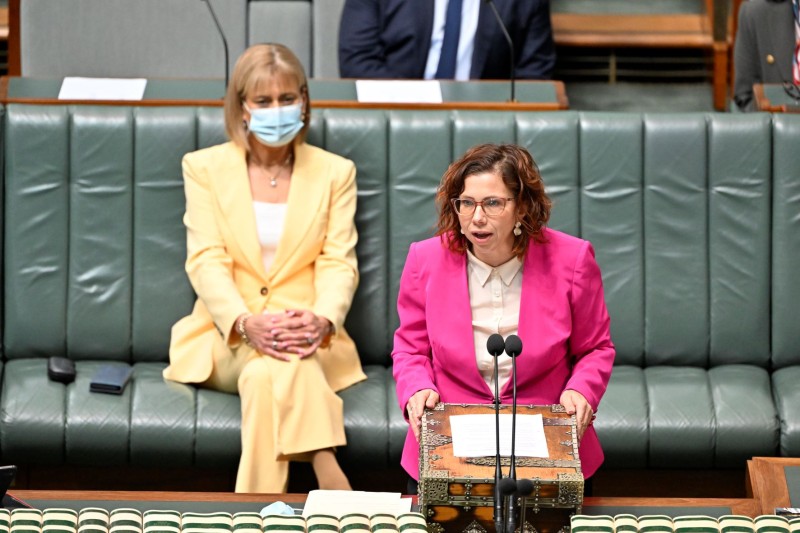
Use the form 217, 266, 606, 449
733, 0, 795, 111
338, 0, 556, 80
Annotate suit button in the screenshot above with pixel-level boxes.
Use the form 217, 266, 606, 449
260, 287, 269, 295
766, 54, 775, 65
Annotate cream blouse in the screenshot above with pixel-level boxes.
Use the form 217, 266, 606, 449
466, 250, 523, 395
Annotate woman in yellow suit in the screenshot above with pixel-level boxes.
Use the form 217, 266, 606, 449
164, 43, 366, 493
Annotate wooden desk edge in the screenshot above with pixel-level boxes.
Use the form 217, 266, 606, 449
753, 83, 800, 113
10, 490, 306, 505
754, 83, 774, 112
10, 491, 759, 517
0, 77, 568, 110
583, 496, 760, 517
0, 98, 567, 111
747, 456, 794, 514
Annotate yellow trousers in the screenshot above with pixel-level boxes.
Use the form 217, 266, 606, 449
203, 343, 346, 493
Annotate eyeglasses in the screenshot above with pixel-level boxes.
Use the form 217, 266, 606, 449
451, 197, 514, 217
783, 81, 800, 102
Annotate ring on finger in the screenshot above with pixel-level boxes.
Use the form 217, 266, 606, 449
306, 336, 315, 345
272, 340, 278, 349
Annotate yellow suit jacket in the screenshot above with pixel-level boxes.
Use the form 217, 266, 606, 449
164, 141, 367, 392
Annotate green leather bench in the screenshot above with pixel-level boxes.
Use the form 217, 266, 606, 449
0, 105, 798, 485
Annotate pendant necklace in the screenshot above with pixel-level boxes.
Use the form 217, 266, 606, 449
266, 153, 294, 188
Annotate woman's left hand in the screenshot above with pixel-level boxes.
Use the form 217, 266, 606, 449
269, 309, 332, 358
559, 389, 595, 443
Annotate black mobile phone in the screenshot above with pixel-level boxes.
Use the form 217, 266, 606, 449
89, 365, 133, 395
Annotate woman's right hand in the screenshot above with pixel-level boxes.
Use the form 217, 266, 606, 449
406, 389, 440, 441
240, 313, 293, 361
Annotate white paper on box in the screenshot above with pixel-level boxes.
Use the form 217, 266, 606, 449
450, 413, 550, 458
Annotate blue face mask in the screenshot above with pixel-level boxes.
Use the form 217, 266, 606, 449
245, 103, 304, 147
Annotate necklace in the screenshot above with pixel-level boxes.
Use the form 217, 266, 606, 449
261, 152, 294, 187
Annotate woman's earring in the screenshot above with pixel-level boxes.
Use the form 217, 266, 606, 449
513, 221, 522, 236
242, 119, 248, 130
460, 228, 466, 234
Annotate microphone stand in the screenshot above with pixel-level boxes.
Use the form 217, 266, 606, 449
486, 334, 506, 533
504, 334, 523, 533
516, 479, 534, 533
484, 0, 516, 102
201, 0, 230, 92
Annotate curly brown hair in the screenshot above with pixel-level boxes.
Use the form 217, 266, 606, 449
435, 143, 552, 259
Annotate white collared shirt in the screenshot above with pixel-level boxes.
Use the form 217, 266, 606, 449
467, 250, 523, 395
424, 0, 481, 81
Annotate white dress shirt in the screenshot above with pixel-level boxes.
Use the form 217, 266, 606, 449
467, 250, 523, 396
424, 0, 481, 81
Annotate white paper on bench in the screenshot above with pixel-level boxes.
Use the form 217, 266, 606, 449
355, 80, 443, 103
59, 77, 147, 100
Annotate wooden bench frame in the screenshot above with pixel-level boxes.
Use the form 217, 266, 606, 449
551, 0, 731, 110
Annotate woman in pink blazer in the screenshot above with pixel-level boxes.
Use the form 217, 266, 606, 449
392, 143, 615, 485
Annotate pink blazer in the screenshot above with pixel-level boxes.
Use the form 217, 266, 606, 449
392, 229, 615, 479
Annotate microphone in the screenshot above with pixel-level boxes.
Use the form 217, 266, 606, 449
498, 477, 518, 498
201, 0, 230, 91
483, 0, 516, 102
486, 333, 506, 533
504, 334, 523, 533
516, 479, 535, 533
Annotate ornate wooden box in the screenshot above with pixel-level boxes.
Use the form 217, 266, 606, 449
419, 403, 583, 533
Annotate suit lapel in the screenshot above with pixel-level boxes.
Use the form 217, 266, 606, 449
514, 233, 575, 395
471, 0, 496, 78
268, 142, 325, 282
432, 244, 495, 397
517, 240, 537, 358
214, 143, 269, 280
416, 0, 436, 73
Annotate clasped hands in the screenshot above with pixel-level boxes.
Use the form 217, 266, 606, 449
404, 388, 595, 443
241, 310, 331, 361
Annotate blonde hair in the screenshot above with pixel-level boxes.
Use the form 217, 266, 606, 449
224, 43, 311, 150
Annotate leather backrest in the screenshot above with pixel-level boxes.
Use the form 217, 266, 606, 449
3, 107, 797, 372
707, 114, 771, 367
772, 114, 800, 369
3, 106, 196, 362
2, 105, 392, 366
574, 113, 644, 366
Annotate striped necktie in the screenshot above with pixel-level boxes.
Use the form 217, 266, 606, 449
435, 0, 464, 79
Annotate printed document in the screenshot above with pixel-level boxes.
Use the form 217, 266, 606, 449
450, 414, 550, 458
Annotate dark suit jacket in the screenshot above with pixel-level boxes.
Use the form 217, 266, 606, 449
338, 0, 556, 80
733, 0, 794, 111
